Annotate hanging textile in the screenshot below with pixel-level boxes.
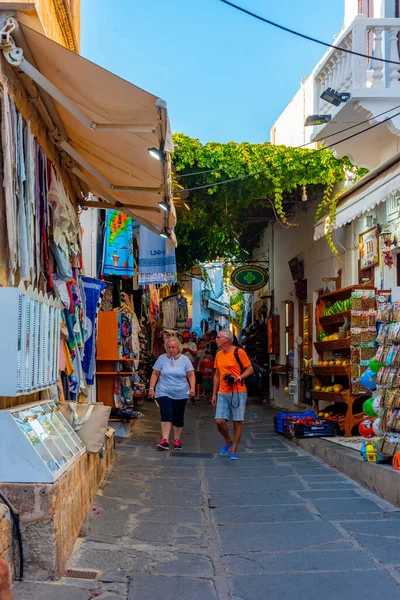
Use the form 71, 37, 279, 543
138, 226, 176, 285
102, 210, 134, 276
16, 112, 29, 281
176, 296, 189, 330
25, 122, 36, 281
2, 85, 17, 282
81, 276, 107, 385
162, 296, 179, 329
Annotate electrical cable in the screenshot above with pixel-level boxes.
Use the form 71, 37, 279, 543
175, 109, 400, 193
219, 0, 400, 65
176, 104, 400, 179
0, 491, 24, 581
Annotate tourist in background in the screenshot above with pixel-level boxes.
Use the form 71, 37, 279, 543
199, 350, 214, 403
195, 339, 207, 400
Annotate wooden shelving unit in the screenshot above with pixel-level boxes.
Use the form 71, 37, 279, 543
313, 285, 375, 437
96, 312, 137, 408
319, 311, 351, 328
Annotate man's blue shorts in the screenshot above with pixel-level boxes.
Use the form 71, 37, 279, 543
215, 392, 247, 422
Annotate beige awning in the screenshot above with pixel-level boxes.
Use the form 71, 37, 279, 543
1, 18, 176, 235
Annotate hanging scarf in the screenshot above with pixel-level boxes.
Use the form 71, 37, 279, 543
81, 276, 106, 385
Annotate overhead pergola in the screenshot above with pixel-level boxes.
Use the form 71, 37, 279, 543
0, 17, 176, 237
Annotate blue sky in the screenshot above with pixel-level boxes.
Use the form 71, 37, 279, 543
81, 0, 344, 144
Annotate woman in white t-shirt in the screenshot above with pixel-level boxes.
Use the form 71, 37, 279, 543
148, 337, 195, 451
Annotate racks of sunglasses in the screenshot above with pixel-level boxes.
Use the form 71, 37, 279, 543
0, 283, 62, 396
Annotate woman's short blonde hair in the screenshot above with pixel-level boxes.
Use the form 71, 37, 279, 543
164, 336, 182, 353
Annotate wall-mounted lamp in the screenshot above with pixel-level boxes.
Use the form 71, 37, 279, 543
148, 140, 166, 162
305, 114, 331, 126
320, 87, 350, 107
158, 200, 170, 212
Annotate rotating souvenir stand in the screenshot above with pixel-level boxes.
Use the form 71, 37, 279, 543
313, 285, 376, 437
374, 301, 400, 461
0, 283, 62, 396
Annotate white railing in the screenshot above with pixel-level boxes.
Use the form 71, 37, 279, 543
315, 17, 400, 115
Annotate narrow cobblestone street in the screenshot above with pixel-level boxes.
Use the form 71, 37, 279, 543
14, 401, 400, 599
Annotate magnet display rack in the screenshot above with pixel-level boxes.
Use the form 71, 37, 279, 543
313, 285, 376, 437
0, 284, 62, 396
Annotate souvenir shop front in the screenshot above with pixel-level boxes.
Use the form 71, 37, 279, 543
88, 212, 178, 427
282, 160, 400, 480
0, 19, 175, 579
272, 157, 400, 478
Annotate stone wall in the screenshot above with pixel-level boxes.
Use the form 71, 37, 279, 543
0, 505, 13, 581
0, 433, 114, 580
0, 0, 80, 50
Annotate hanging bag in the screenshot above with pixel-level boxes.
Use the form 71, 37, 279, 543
58, 402, 111, 453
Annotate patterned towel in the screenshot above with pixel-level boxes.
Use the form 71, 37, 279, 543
138, 226, 176, 285
102, 210, 134, 276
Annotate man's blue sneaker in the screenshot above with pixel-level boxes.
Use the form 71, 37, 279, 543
220, 443, 233, 456
230, 452, 239, 460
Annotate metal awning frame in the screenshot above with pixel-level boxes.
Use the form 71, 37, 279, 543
0, 17, 173, 234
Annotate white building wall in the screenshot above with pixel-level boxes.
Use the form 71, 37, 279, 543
270, 76, 317, 147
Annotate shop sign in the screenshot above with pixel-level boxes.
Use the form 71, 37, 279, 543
359, 226, 379, 270
230, 265, 269, 291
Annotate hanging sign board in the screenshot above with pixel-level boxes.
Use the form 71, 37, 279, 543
230, 265, 269, 292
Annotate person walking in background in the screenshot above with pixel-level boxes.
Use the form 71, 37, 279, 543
0, 559, 12, 600
200, 350, 214, 403
209, 330, 218, 359
181, 331, 198, 365
212, 330, 253, 460
148, 337, 195, 451
195, 339, 207, 400
181, 331, 197, 402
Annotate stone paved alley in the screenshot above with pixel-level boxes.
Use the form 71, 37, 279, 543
13, 401, 400, 600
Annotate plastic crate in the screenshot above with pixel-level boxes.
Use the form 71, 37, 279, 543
274, 410, 316, 434
292, 421, 336, 438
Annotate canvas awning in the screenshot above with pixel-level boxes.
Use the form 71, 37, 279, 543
314, 157, 400, 241
0, 18, 176, 235
208, 299, 230, 316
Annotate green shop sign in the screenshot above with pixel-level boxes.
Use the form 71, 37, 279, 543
230, 265, 269, 292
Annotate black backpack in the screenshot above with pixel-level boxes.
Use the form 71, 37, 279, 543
234, 348, 263, 393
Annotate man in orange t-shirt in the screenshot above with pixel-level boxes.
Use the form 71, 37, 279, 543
212, 330, 254, 460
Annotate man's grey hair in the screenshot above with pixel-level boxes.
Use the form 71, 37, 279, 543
164, 336, 182, 352
219, 329, 233, 343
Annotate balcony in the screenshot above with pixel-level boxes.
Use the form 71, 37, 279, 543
311, 17, 400, 168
